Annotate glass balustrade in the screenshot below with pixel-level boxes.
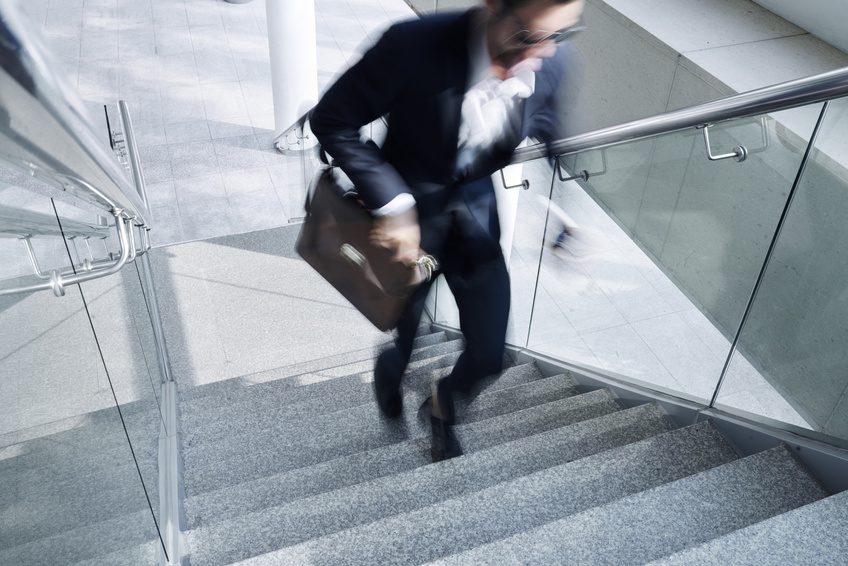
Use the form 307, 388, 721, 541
433, 101, 842, 439
716, 97, 848, 441
523, 105, 823, 415
0, 183, 164, 563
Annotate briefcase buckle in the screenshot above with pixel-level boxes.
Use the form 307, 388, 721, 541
340, 243, 366, 267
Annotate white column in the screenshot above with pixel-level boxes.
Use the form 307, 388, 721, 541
266, 0, 319, 149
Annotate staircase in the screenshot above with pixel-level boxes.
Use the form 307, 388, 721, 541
4, 221, 846, 565
0, 403, 163, 565
176, 328, 845, 565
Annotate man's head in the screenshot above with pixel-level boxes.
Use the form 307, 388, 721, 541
484, 0, 585, 72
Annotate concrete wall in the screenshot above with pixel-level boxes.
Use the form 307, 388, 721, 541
751, 0, 848, 55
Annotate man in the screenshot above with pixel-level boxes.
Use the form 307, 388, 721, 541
311, 0, 585, 460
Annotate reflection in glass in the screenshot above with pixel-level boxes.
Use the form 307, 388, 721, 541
718, 99, 848, 436
524, 107, 821, 409
0, 187, 161, 563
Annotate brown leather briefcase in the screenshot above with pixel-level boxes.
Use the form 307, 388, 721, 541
296, 167, 438, 331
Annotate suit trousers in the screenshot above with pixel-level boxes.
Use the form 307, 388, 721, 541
381, 238, 511, 423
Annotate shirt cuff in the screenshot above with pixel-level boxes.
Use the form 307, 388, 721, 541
372, 193, 416, 217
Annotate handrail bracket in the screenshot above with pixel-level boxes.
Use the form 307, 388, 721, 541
699, 124, 748, 162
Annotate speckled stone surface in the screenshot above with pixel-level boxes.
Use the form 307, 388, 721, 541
179, 352, 544, 465
184, 403, 678, 565
175, 343, 382, 404
181, 368, 587, 496
0, 509, 159, 566
182, 368, 574, 472
221, 420, 733, 566
70, 540, 161, 566
183, 399, 670, 534
183, 436, 433, 529
1, 406, 160, 552
427, 446, 829, 566
646, 489, 848, 565
178, 339, 465, 432
459, 373, 579, 423
1, 467, 152, 551
455, 388, 621, 451
178, 347, 463, 445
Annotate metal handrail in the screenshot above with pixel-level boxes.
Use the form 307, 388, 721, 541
0, 0, 149, 225
0, 211, 132, 297
514, 66, 848, 163
277, 66, 848, 170
0, 205, 111, 239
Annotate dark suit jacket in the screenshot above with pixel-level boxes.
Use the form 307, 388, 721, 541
311, 8, 568, 259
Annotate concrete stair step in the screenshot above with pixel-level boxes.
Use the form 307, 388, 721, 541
176, 331, 449, 406
0, 462, 154, 551
179, 355, 540, 453
69, 540, 160, 566
181, 371, 576, 470
176, 340, 462, 417
179, 348, 464, 444
192, 418, 730, 566
0, 509, 160, 566
455, 387, 620, 452
183, 399, 671, 531
179, 338, 464, 421
182, 371, 590, 496
184, 402, 679, 565
427, 445, 828, 566
645, 489, 848, 565
0, 408, 160, 472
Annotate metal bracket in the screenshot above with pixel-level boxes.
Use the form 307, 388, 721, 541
1, 211, 134, 297
499, 169, 530, 190
273, 119, 315, 154
557, 164, 589, 182
699, 124, 748, 162
555, 147, 607, 183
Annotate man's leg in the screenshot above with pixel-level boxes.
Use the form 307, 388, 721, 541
374, 276, 435, 418
429, 252, 509, 460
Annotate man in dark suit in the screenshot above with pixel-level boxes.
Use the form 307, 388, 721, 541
311, 0, 585, 460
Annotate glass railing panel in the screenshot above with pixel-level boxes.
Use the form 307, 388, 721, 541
275, 132, 325, 224
505, 158, 558, 346
0, 188, 161, 562
716, 98, 848, 436
524, 105, 823, 404
57, 192, 165, 533
428, 157, 554, 337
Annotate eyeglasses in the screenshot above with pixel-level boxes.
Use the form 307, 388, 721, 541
500, 7, 586, 47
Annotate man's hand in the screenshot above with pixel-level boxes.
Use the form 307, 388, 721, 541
369, 207, 421, 264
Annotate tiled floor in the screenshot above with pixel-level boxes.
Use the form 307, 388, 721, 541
11, 0, 809, 428
21, 0, 416, 246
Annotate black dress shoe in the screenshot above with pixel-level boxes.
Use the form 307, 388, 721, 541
424, 396, 462, 462
374, 350, 403, 418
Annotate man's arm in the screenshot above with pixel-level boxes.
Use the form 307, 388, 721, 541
311, 25, 412, 212
311, 24, 422, 263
